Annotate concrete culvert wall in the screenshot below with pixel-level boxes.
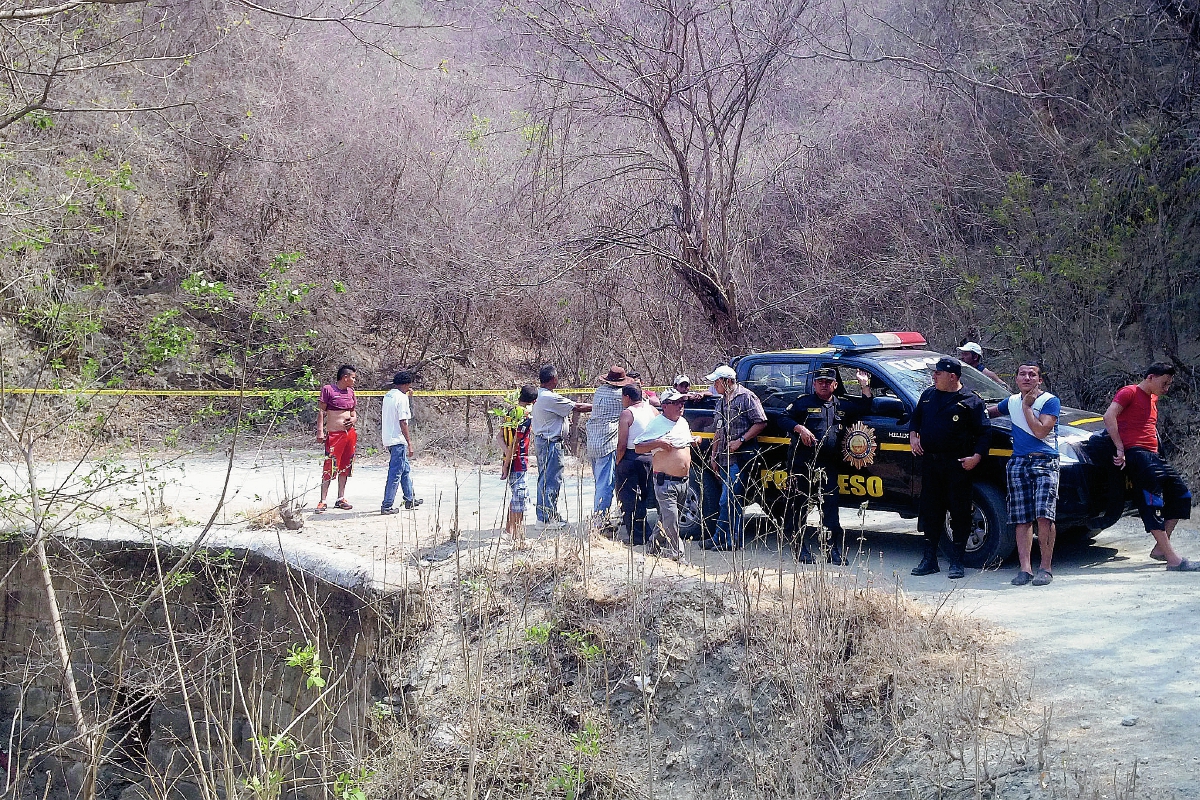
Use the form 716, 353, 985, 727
0, 534, 424, 800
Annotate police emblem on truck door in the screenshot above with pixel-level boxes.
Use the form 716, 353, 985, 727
842, 422, 878, 470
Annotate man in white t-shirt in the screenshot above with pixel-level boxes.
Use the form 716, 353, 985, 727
532, 364, 592, 525
381, 371, 423, 514
988, 361, 1059, 585
634, 389, 697, 561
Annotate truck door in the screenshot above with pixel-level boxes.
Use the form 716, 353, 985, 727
828, 364, 914, 509
742, 360, 814, 508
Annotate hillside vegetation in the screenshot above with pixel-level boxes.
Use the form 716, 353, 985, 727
1, 0, 1197, 457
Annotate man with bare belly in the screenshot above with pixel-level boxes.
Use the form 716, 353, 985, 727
634, 389, 698, 561
316, 364, 358, 513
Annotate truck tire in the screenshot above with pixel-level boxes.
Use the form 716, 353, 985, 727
954, 482, 1016, 568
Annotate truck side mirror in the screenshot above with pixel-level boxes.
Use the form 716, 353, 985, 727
871, 396, 907, 419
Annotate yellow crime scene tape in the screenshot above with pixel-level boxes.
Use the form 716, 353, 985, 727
0, 387, 645, 398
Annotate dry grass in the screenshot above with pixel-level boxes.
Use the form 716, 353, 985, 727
357, 532, 1109, 800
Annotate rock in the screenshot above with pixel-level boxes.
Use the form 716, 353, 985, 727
116, 783, 150, 800
412, 780, 445, 800
1079, 720, 1091, 729
1121, 716, 1139, 727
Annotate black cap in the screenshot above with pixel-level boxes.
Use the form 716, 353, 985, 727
813, 367, 837, 381
934, 357, 962, 376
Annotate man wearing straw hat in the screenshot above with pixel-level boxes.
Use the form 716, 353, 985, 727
586, 366, 633, 523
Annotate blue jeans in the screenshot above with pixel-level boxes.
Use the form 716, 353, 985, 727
714, 458, 744, 548
591, 452, 616, 513
382, 443, 414, 509
535, 435, 564, 522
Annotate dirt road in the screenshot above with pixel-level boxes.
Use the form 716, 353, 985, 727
57, 450, 1200, 797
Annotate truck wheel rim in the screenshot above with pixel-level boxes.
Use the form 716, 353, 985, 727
680, 482, 702, 529
947, 504, 989, 553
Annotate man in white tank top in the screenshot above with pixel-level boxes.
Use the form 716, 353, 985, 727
615, 384, 660, 545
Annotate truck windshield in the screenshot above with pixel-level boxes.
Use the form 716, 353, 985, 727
876, 354, 1010, 403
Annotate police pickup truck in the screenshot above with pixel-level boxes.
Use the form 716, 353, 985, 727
681, 333, 1127, 567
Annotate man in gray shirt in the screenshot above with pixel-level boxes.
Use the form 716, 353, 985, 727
532, 364, 592, 525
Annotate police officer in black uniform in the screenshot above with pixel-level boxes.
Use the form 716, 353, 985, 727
783, 366, 873, 564
909, 356, 991, 579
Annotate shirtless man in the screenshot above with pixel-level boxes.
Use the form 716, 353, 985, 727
634, 389, 698, 561
316, 365, 358, 512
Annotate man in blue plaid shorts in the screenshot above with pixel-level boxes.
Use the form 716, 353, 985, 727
989, 362, 1061, 586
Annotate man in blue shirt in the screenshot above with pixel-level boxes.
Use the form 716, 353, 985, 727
988, 361, 1061, 586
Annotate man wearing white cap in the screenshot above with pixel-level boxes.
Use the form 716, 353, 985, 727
673, 374, 706, 402
703, 364, 767, 550
957, 342, 1003, 384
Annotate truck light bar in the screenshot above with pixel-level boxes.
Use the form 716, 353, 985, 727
828, 332, 927, 350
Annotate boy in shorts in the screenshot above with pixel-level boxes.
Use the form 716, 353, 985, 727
988, 361, 1060, 585
499, 385, 538, 543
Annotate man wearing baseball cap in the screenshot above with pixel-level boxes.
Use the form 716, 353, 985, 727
703, 364, 767, 550
909, 356, 991, 578
783, 365, 873, 564
634, 389, 699, 561
957, 342, 1003, 384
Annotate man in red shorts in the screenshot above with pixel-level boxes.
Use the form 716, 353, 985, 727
1103, 362, 1198, 570
316, 364, 358, 513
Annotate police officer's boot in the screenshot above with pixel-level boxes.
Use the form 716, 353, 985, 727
948, 540, 967, 580
827, 543, 847, 566
791, 524, 816, 563
911, 545, 940, 576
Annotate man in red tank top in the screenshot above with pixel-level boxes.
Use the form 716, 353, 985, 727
1103, 362, 1197, 570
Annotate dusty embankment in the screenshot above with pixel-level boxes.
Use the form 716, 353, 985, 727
10, 449, 1199, 797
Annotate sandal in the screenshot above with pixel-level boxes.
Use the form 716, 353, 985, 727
315, 502, 327, 513
1011, 571, 1034, 586
334, 499, 353, 510
1165, 558, 1200, 571
1032, 569, 1053, 586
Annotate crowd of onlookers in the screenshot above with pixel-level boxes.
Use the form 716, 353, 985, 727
308, 348, 1196, 582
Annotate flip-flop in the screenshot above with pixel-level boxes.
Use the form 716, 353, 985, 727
1165, 558, 1200, 572
1032, 569, 1053, 586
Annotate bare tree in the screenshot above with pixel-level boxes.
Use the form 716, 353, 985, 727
507, 0, 821, 343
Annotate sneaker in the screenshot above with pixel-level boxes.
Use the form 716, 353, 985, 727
334, 499, 353, 510
911, 556, 939, 576
404, 498, 424, 510
1011, 570, 1034, 586
314, 502, 327, 513
948, 563, 966, 580
1032, 569, 1053, 586
380, 507, 400, 516
701, 538, 736, 552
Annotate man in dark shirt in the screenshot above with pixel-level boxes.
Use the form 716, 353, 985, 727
909, 357, 990, 579
783, 367, 873, 564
